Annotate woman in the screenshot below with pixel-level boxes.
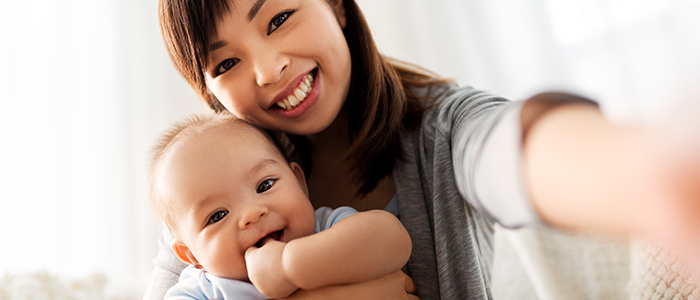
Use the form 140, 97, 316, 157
144, 0, 700, 299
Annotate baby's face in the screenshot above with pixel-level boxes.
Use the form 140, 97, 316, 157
157, 124, 316, 280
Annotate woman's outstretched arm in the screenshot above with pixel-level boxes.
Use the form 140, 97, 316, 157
522, 94, 700, 243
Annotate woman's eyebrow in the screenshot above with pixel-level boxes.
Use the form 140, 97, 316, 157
247, 0, 267, 21
209, 41, 226, 52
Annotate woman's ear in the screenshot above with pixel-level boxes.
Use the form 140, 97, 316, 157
328, 0, 347, 28
290, 162, 309, 197
171, 239, 201, 267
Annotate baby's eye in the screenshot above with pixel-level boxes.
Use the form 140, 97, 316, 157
207, 210, 228, 225
267, 10, 294, 35
256, 179, 277, 194
214, 58, 239, 77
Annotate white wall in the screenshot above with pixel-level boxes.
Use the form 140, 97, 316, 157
356, 0, 700, 121
0, 0, 204, 298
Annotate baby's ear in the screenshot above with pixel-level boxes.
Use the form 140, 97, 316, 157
171, 239, 200, 267
290, 162, 309, 197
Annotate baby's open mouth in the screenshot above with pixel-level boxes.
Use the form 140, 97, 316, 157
254, 229, 283, 248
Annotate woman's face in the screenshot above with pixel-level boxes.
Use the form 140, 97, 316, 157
204, 0, 352, 136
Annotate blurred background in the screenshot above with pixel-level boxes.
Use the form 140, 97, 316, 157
0, 0, 698, 298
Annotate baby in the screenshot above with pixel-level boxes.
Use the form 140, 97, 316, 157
149, 113, 412, 299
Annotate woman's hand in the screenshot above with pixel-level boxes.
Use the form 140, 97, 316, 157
280, 270, 419, 300
625, 100, 700, 284
643, 126, 700, 280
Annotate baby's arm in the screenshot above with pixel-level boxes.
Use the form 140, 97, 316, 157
245, 210, 411, 298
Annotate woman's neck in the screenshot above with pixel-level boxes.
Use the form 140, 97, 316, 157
307, 106, 351, 158
305, 107, 396, 211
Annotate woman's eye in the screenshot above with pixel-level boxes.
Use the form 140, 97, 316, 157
207, 210, 228, 225
267, 10, 294, 35
214, 58, 239, 77
256, 179, 276, 194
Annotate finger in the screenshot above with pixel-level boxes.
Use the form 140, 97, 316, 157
403, 273, 416, 294
261, 236, 276, 246
244, 246, 259, 259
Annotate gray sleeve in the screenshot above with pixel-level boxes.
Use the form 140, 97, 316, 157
452, 100, 539, 228
452, 91, 598, 228
142, 228, 188, 300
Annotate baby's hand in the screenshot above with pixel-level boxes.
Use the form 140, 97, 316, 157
245, 238, 298, 298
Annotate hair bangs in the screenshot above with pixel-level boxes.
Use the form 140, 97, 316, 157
159, 0, 233, 108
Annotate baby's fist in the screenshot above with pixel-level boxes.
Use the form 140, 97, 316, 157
245, 238, 298, 298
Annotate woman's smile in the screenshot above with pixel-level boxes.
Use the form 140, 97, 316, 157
270, 68, 319, 118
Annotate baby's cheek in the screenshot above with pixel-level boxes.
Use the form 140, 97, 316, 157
205, 249, 249, 280
304, 212, 317, 235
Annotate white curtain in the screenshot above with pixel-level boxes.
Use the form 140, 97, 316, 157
1, 0, 698, 299
0, 0, 204, 298
357, 0, 700, 121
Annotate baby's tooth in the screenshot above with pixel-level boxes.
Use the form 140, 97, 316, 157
284, 98, 292, 109
288, 95, 299, 107
294, 88, 306, 100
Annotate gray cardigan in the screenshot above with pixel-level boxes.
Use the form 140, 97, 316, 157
394, 85, 538, 299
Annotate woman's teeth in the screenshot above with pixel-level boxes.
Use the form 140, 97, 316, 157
276, 73, 315, 110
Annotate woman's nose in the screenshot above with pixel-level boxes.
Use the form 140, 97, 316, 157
252, 47, 288, 87
238, 203, 269, 229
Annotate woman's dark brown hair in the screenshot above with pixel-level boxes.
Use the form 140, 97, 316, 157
158, 0, 453, 197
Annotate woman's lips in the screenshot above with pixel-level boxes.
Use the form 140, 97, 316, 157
271, 69, 320, 119
275, 71, 316, 110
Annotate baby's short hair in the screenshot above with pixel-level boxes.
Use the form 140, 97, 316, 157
148, 112, 286, 237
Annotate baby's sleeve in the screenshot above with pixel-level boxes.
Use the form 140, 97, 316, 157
315, 206, 359, 232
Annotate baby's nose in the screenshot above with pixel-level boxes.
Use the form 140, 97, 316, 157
239, 204, 269, 228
